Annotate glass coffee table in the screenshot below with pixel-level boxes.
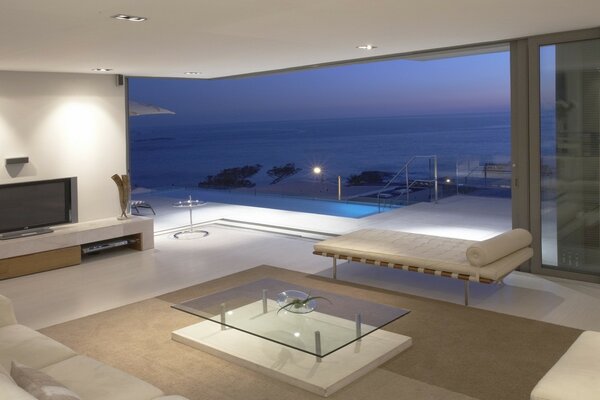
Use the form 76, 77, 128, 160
171, 278, 412, 396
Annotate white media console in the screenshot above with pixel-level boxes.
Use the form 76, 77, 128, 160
0, 216, 154, 280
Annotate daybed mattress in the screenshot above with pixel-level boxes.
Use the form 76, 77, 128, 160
314, 229, 532, 281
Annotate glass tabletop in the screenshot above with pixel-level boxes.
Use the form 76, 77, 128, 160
172, 199, 206, 208
172, 278, 409, 358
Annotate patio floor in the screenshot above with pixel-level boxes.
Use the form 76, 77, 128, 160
133, 189, 512, 240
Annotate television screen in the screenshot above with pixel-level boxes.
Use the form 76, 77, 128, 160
0, 178, 77, 234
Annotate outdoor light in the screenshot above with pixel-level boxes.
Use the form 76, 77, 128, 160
112, 14, 147, 22
445, 178, 452, 183
357, 44, 377, 50
91, 68, 113, 72
311, 167, 343, 201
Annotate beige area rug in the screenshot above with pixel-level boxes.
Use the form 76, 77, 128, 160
40, 266, 581, 400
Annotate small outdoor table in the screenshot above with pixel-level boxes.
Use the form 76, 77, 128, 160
172, 195, 208, 239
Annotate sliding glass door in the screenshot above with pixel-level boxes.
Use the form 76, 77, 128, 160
535, 35, 600, 278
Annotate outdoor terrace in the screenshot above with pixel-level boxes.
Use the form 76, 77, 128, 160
132, 189, 512, 240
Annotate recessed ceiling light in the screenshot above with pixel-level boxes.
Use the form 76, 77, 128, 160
357, 44, 377, 50
112, 14, 147, 22
92, 68, 113, 72
184, 72, 202, 75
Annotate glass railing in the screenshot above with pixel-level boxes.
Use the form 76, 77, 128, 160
455, 156, 512, 198
131, 153, 512, 221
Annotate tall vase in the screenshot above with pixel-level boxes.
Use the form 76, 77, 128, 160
111, 174, 131, 219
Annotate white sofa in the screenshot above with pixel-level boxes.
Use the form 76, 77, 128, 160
0, 294, 189, 400
531, 331, 600, 400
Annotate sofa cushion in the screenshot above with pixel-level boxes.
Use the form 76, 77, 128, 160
11, 361, 82, 400
0, 372, 38, 400
41, 355, 164, 400
0, 361, 13, 380
531, 331, 600, 400
153, 397, 191, 400
0, 294, 18, 328
0, 324, 77, 372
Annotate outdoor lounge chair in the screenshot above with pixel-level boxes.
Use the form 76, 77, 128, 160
130, 200, 156, 215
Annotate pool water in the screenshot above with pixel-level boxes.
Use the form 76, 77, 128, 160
147, 188, 389, 218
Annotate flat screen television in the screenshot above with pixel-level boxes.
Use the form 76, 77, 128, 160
0, 177, 78, 239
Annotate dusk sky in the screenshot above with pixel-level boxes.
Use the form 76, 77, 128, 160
129, 51, 510, 126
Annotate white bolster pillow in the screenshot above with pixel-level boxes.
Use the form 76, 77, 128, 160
466, 228, 532, 267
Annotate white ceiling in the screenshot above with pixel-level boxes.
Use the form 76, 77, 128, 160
1, 0, 599, 79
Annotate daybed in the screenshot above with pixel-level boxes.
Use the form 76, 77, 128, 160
313, 228, 533, 305
531, 330, 600, 400
0, 294, 189, 400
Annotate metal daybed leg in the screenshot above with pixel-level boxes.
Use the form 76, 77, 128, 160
332, 258, 337, 279
464, 281, 470, 306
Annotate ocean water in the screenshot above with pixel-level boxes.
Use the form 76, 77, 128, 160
129, 112, 511, 189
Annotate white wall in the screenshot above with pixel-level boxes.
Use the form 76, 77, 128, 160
0, 71, 126, 222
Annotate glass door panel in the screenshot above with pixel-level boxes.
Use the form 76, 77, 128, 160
540, 38, 600, 274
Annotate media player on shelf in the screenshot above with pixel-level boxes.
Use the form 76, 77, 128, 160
81, 238, 139, 254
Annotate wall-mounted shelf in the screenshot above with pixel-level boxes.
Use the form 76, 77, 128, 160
5, 157, 29, 165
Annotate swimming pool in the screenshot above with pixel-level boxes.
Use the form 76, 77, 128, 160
143, 188, 388, 218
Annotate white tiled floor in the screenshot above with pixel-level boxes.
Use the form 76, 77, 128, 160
1, 194, 600, 333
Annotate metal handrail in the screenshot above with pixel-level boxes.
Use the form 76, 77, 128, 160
377, 155, 438, 211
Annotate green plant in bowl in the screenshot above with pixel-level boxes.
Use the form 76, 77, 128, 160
276, 290, 331, 314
